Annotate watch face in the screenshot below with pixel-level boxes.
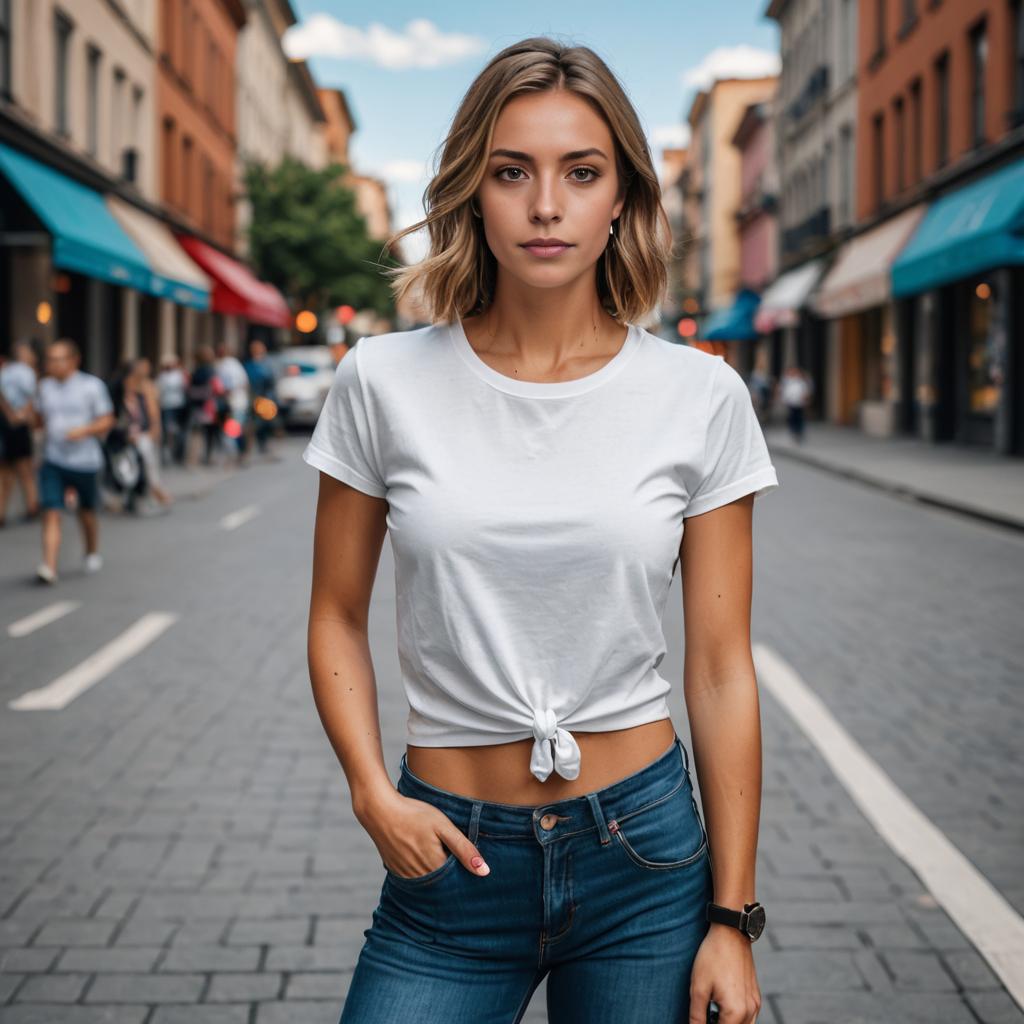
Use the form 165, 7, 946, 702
745, 905, 766, 940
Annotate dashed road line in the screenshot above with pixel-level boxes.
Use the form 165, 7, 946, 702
7, 600, 81, 638
8, 612, 179, 711
220, 504, 261, 531
754, 642, 1024, 1013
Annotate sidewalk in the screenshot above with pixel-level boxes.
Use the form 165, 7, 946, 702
763, 420, 1024, 532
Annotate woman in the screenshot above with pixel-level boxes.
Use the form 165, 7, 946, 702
187, 346, 226, 466
122, 358, 173, 509
0, 338, 41, 526
304, 38, 777, 1024
157, 355, 191, 466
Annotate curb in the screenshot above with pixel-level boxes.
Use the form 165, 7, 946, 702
769, 442, 1024, 534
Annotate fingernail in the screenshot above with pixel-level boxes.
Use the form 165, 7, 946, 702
471, 856, 483, 868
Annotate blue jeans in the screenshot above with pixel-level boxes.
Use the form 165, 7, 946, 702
340, 735, 713, 1023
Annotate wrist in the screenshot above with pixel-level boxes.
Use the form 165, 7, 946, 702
351, 781, 401, 824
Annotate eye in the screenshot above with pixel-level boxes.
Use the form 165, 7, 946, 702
570, 166, 600, 182
495, 165, 526, 181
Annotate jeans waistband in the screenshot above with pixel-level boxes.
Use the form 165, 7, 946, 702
397, 735, 693, 847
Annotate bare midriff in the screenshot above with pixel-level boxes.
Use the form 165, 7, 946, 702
405, 718, 678, 806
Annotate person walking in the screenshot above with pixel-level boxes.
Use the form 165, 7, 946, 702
157, 355, 190, 466
31, 338, 115, 583
0, 338, 41, 526
242, 338, 278, 458
122, 357, 173, 510
187, 346, 225, 467
780, 365, 812, 445
304, 38, 777, 1024
214, 340, 250, 465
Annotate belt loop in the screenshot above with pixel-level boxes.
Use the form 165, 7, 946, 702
679, 738, 691, 777
586, 792, 611, 845
468, 800, 483, 845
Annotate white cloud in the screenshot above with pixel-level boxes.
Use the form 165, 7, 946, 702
651, 123, 692, 150
681, 45, 780, 91
283, 16, 488, 69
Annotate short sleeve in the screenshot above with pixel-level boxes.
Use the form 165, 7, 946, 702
301, 340, 387, 498
682, 358, 779, 518
91, 378, 114, 418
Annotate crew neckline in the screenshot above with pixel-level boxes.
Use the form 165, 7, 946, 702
448, 317, 644, 398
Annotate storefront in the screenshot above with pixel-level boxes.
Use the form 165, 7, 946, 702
176, 233, 291, 358
755, 258, 827, 419
892, 156, 1024, 456
810, 205, 925, 437
0, 142, 210, 375
697, 289, 761, 373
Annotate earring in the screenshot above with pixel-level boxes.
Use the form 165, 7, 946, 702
471, 200, 482, 218
609, 221, 615, 236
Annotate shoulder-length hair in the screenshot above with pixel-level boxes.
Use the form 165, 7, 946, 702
382, 36, 673, 327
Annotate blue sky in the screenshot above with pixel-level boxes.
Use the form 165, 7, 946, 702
286, 2, 780, 262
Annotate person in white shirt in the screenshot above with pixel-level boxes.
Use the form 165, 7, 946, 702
157, 355, 190, 465
30, 338, 115, 584
214, 340, 250, 465
0, 338, 41, 526
780, 365, 813, 444
303, 38, 776, 1024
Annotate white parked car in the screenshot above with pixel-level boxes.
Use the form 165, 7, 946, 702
273, 345, 336, 429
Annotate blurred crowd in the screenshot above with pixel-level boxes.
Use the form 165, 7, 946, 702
0, 335, 285, 584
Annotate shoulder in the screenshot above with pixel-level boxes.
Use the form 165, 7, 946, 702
633, 330, 727, 395
343, 323, 447, 387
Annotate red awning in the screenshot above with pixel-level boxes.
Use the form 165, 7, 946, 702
176, 234, 291, 328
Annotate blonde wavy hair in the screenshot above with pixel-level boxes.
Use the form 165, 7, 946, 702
382, 36, 673, 326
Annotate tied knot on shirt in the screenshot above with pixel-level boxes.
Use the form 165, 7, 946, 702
530, 706, 582, 783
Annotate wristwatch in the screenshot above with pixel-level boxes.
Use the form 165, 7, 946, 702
706, 901, 766, 941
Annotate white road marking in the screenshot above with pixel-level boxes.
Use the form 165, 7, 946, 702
220, 504, 260, 531
7, 600, 81, 638
754, 642, 1024, 1013
7, 612, 179, 711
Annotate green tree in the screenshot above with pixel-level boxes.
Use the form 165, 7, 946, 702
242, 155, 398, 319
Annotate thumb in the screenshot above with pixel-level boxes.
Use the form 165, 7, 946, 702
442, 826, 490, 876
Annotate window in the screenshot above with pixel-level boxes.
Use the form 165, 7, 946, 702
969, 20, 987, 146
128, 85, 143, 182
162, 117, 176, 204
935, 51, 950, 168
54, 9, 73, 137
873, 112, 885, 210
909, 77, 923, 183
893, 96, 905, 191
900, 0, 916, 33
839, 123, 853, 225
111, 68, 125, 165
86, 45, 102, 157
0, 0, 11, 99
182, 134, 193, 215
876, 0, 887, 56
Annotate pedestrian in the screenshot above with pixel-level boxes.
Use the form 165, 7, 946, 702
780, 365, 812, 444
31, 338, 115, 583
303, 38, 776, 1024
157, 354, 190, 466
242, 338, 277, 458
0, 338, 42, 527
187, 346, 225, 467
214, 340, 250, 465
748, 363, 773, 426
122, 357, 173, 509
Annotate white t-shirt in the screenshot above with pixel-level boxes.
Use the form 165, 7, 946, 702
1, 361, 37, 411
215, 356, 249, 415
37, 371, 114, 472
302, 321, 779, 783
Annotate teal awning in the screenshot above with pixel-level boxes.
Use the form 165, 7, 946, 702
0, 142, 151, 291
701, 289, 761, 341
892, 156, 1024, 297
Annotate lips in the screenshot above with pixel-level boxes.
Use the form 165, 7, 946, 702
521, 241, 574, 257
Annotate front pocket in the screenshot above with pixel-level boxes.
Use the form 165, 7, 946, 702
386, 851, 458, 888
609, 785, 708, 871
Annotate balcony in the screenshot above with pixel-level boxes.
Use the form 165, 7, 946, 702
786, 65, 829, 125
782, 205, 830, 255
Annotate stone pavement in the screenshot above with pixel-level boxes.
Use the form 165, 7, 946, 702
0, 435, 1021, 1022
764, 420, 1024, 532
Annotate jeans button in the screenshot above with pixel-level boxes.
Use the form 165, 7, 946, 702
539, 813, 557, 830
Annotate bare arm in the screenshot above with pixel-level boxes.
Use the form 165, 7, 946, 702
307, 471, 490, 880
308, 471, 392, 812
682, 493, 763, 1024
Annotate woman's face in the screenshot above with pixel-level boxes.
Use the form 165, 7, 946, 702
474, 90, 625, 295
